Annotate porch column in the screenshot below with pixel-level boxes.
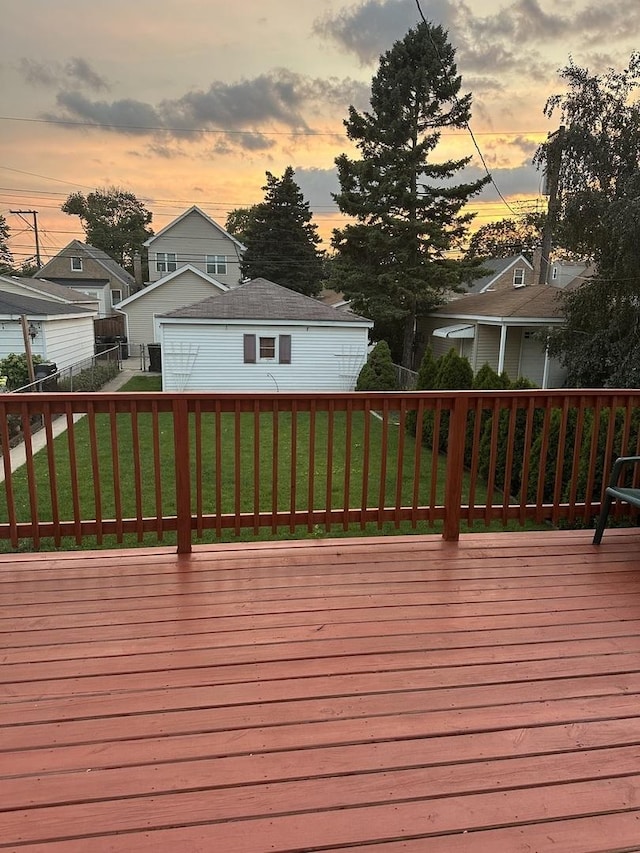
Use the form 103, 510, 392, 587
497, 324, 507, 374
542, 344, 551, 389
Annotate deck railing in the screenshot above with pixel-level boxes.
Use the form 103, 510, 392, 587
1, 388, 639, 552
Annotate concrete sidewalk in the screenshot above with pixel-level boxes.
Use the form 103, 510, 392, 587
1, 364, 147, 481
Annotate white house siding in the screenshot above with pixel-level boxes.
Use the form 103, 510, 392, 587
149, 210, 242, 287
0, 316, 94, 370
474, 325, 500, 372
39, 317, 95, 370
120, 271, 227, 351
159, 322, 370, 392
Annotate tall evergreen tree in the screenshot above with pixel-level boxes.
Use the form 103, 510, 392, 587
331, 21, 489, 368
239, 167, 324, 297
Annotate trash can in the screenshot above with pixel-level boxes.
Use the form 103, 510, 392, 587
34, 362, 58, 390
147, 343, 162, 372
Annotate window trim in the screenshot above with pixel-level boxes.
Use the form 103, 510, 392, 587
156, 252, 177, 274
206, 254, 227, 275
513, 268, 526, 287
259, 336, 276, 360
111, 289, 122, 307
71, 256, 83, 272
244, 334, 292, 365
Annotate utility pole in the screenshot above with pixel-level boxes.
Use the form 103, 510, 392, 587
10, 209, 42, 269
538, 126, 565, 285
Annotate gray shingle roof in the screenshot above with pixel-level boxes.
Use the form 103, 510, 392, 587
161, 278, 372, 324
465, 255, 531, 294
37, 240, 135, 288
16, 276, 98, 303
434, 284, 564, 320
0, 289, 92, 317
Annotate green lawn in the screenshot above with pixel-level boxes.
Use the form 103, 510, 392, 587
1, 375, 522, 551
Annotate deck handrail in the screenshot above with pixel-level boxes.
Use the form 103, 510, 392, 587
1, 388, 639, 552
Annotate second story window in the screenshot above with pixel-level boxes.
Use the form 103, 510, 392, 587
71, 256, 83, 271
513, 268, 525, 287
206, 255, 227, 275
157, 252, 177, 274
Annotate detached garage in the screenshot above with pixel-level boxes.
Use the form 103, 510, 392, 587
157, 278, 373, 392
0, 290, 96, 370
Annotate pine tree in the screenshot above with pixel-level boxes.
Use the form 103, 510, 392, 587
240, 167, 325, 297
355, 341, 398, 391
331, 21, 489, 368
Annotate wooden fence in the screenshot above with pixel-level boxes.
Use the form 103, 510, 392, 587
1, 389, 639, 552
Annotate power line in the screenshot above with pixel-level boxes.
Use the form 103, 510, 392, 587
414, 0, 520, 218
0, 113, 551, 138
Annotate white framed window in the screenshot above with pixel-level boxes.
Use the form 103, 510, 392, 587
259, 336, 276, 360
111, 289, 122, 306
551, 266, 558, 280
71, 256, 83, 271
156, 252, 177, 273
513, 268, 525, 287
243, 334, 291, 364
206, 254, 227, 275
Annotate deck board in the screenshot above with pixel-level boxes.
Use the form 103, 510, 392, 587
2, 529, 640, 851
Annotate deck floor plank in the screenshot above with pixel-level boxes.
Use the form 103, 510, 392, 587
2, 529, 640, 851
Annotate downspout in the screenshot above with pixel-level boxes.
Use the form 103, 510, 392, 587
497, 324, 507, 374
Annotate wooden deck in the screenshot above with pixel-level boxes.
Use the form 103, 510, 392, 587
2, 529, 640, 852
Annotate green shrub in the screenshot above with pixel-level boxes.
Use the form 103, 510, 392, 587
0, 352, 44, 390
356, 341, 398, 391
478, 376, 541, 499
406, 346, 439, 438
57, 361, 120, 392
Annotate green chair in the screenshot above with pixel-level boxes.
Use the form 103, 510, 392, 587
593, 456, 640, 544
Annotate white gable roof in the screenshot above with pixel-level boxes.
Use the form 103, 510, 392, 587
116, 264, 228, 308
143, 205, 246, 251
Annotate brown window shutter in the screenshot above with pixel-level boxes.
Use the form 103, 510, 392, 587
279, 335, 291, 364
243, 334, 256, 363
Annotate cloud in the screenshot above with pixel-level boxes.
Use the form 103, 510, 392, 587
42, 68, 369, 153
17, 57, 109, 91
313, 0, 422, 65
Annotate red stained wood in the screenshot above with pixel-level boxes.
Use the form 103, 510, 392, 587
2, 529, 640, 851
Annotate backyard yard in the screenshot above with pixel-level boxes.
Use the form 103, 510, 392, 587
0, 377, 499, 550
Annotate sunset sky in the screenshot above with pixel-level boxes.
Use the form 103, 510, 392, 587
2, 0, 639, 267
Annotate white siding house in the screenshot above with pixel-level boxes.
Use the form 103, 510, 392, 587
0, 290, 96, 371
158, 278, 373, 392
144, 206, 245, 289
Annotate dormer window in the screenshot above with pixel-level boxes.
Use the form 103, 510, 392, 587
513, 268, 525, 287
71, 256, 83, 271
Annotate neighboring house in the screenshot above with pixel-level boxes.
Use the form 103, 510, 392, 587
36, 240, 136, 316
0, 289, 96, 372
464, 255, 535, 295
420, 284, 567, 388
157, 278, 373, 392
0, 274, 100, 315
116, 265, 229, 353
144, 206, 245, 289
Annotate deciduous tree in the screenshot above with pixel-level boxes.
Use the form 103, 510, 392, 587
536, 55, 640, 386
0, 215, 13, 274
61, 187, 153, 274
331, 21, 489, 368
239, 168, 324, 297
465, 214, 544, 261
